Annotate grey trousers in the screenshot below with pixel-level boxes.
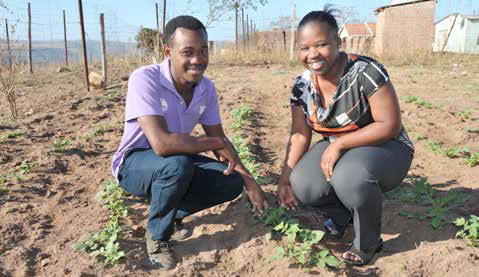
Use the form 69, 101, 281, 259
290, 139, 412, 253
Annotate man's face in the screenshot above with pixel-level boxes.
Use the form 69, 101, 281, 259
164, 27, 209, 85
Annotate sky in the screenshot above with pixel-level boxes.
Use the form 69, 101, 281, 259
0, 0, 478, 43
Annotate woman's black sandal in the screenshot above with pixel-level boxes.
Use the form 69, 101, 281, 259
323, 218, 347, 239
341, 238, 383, 266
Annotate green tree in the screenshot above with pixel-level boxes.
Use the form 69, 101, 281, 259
187, 0, 268, 27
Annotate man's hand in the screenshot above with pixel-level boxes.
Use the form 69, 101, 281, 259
245, 180, 269, 214
277, 183, 298, 210
213, 140, 238, 175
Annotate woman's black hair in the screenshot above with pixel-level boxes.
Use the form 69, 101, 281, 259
297, 4, 340, 34
163, 15, 207, 45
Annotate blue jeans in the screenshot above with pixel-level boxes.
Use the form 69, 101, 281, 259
118, 149, 244, 241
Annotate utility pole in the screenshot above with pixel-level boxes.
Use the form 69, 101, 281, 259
77, 0, 90, 91
63, 10, 68, 67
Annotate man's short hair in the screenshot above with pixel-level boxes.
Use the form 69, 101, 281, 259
162, 15, 207, 45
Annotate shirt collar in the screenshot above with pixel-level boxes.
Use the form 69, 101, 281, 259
159, 59, 206, 96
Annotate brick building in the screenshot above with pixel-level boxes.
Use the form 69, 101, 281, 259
374, 0, 436, 54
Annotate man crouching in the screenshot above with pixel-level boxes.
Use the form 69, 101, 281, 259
110, 15, 268, 270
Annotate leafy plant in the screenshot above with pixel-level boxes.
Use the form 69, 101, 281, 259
232, 134, 259, 179
463, 152, 479, 167
0, 175, 8, 195
456, 109, 474, 121
51, 139, 72, 151
269, 219, 340, 269
14, 160, 32, 181
96, 180, 128, 218
230, 106, 252, 130
74, 216, 125, 265
389, 176, 469, 229
4, 129, 22, 139
454, 215, 479, 247
75, 180, 128, 265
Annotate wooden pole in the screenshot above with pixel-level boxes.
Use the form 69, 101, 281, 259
162, 0, 166, 33
100, 13, 107, 88
77, 0, 90, 91
246, 15, 249, 50
5, 19, 12, 71
235, 2, 238, 52
63, 10, 68, 67
241, 8, 245, 51
27, 2, 32, 73
290, 4, 296, 61
155, 2, 161, 59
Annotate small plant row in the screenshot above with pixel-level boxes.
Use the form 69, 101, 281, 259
74, 180, 128, 265
385, 176, 469, 229
423, 138, 478, 167
411, 132, 478, 167
229, 106, 260, 180
404, 95, 438, 110
263, 208, 340, 270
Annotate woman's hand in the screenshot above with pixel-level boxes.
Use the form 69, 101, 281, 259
320, 141, 345, 182
244, 180, 269, 214
277, 183, 298, 210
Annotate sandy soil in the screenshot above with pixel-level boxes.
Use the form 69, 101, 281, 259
0, 58, 478, 276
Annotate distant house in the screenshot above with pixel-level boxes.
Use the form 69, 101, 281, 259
374, 0, 436, 54
433, 14, 479, 54
338, 23, 376, 39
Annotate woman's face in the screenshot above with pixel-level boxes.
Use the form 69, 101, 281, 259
297, 22, 341, 76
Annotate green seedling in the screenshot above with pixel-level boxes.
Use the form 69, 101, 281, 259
456, 109, 474, 121
0, 175, 8, 195
4, 129, 23, 139
454, 215, 479, 247
75, 180, 128, 265
442, 146, 461, 158
412, 132, 428, 141
74, 216, 125, 265
391, 176, 469, 229
269, 220, 340, 269
14, 160, 32, 181
230, 106, 252, 130
96, 180, 128, 218
263, 207, 286, 227
424, 139, 442, 155
463, 152, 479, 167
404, 96, 434, 109
52, 139, 72, 151
231, 135, 259, 180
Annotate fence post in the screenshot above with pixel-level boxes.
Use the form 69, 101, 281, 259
235, 2, 238, 52
27, 2, 32, 73
162, 0, 166, 33
77, 0, 90, 91
290, 4, 296, 61
5, 19, 12, 71
155, 2, 161, 60
100, 13, 107, 88
241, 8, 245, 51
63, 10, 68, 67
246, 15, 249, 50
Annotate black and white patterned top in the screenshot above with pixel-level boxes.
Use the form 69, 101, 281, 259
290, 54, 414, 152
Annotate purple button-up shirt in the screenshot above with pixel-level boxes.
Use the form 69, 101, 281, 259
111, 60, 221, 179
